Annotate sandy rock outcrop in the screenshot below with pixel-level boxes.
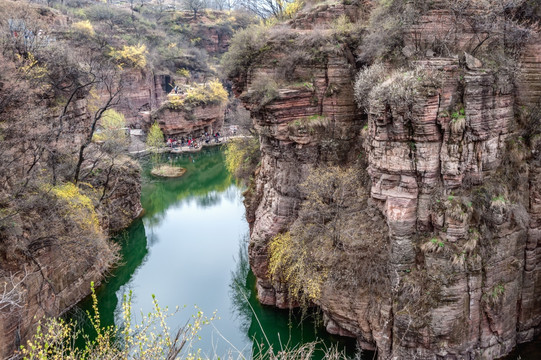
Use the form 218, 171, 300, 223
114, 69, 172, 126
152, 102, 225, 137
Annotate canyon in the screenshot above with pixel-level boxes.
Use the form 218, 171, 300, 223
1, 0, 541, 358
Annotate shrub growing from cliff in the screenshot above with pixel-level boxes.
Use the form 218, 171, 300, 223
244, 75, 280, 110
220, 24, 269, 80
224, 136, 260, 184
109, 44, 148, 69
354, 63, 387, 112
360, 0, 430, 63
268, 166, 389, 305
50, 182, 101, 235
355, 64, 441, 115
9, 181, 121, 281
168, 80, 228, 109
185, 80, 228, 106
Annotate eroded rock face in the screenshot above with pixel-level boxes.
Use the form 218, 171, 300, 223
152, 102, 225, 137
0, 237, 116, 358
0, 99, 142, 358
89, 156, 143, 233
232, 2, 541, 359
115, 70, 172, 126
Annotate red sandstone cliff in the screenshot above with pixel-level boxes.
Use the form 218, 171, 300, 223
230, 1, 541, 359
152, 101, 225, 137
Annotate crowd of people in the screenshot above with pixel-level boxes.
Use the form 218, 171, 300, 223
166, 132, 221, 149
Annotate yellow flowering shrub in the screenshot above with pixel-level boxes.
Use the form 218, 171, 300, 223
51, 182, 100, 234
16, 52, 47, 80
18, 283, 216, 359
168, 80, 228, 109
184, 80, 228, 106
224, 136, 260, 183
109, 44, 148, 69
72, 20, 95, 36
268, 232, 327, 303
176, 68, 190, 78
284, 0, 303, 19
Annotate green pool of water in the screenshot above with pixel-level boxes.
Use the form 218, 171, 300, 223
71, 147, 358, 358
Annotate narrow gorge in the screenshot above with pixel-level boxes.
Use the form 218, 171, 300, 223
0, 0, 540, 359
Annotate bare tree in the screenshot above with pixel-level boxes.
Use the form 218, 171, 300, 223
73, 64, 123, 184
0, 268, 30, 314
209, 0, 235, 11
182, 0, 207, 19
237, 0, 292, 19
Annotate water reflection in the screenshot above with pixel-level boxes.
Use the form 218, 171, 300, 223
229, 237, 252, 334
70, 218, 149, 332
71, 147, 358, 358
196, 191, 223, 208
141, 147, 232, 227
501, 335, 541, 360
229, 240, 360, 359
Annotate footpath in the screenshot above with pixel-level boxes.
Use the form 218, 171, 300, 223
129, 135, 249, 157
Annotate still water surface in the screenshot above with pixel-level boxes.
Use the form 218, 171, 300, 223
74, 147, 356, 358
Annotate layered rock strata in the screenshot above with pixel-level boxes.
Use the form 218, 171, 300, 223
152, 101, 225, 137
115, 70, 172, 125
232, 2, 541, 359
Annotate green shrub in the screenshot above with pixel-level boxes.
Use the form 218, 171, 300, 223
421, 237, 446, 253
491, 194, 506, 203
146, 122, 164, 163
451, 107, 466, 120
93, 109, 127, 141
221, 25, 269, 80
245, 75, 280, 110
92, 109, 129, 154
483, 283, 505, 304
